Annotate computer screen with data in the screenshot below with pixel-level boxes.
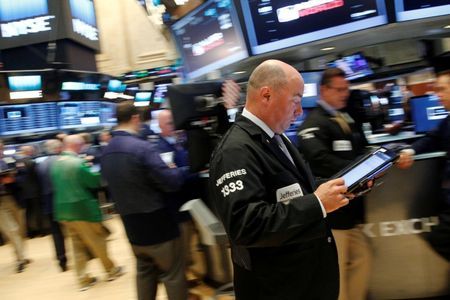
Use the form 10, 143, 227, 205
0, 102, 58, 136
58, 101, 102, 129
410, 95, 448, 133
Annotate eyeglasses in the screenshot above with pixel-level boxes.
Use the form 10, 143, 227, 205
326, 85, 349, 93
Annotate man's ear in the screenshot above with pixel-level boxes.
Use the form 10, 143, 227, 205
260, 86, 271, 103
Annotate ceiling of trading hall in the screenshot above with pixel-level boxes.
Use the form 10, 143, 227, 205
141, 1, 450, 81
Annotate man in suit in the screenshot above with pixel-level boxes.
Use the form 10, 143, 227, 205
297, 68, 372, 300
398, 69, 450, 261
209, 59, 352, 299
101, 102, 191, 300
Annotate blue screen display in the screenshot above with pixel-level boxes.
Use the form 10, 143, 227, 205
8, 75, 42, 91
135, 92, 152, 101
0, 0, 48, 22
0, 102, 58, 136
410, 95, 448, 133
327, 53, 373, 80
302, 71, 323, 108
69, 0, 96, 26
107, 80, 126, 92
58, 101, 102, 129
153, 83, 171, 104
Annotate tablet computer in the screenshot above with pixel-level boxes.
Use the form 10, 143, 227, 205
332, 147, 398, 193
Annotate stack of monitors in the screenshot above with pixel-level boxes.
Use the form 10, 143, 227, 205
0, 101, 117, 136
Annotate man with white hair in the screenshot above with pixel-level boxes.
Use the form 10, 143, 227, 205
51, 135, 123, 291
37, 139, 67, 271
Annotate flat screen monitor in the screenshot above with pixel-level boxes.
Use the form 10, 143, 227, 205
152, 83, 171, 104
0, 102, 58, 136
170, 0, 248, 80
107, 79, 126, 92
301, 71, 323, 108
410, 94, 448, 133
58, 101, 102, 129
168, 81, 228, 131
8, 75, 43, 99
394, 0, 450, 22
100, 101, 116, 126
327, 53, 373, 80
134, 91, 152, 107
240, 0, 388, 55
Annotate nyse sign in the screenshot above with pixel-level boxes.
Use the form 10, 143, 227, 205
363, 216, 439, 238
72, 18, 98, 41
1, 15, 55, 38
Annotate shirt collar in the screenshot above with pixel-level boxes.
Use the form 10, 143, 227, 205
241, 108, 275, 138
113, 128, 138, 135
318, 99, 339, 116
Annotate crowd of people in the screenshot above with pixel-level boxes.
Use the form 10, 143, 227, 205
0, 61, 448, 300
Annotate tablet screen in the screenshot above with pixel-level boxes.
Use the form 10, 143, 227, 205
342, 151, 392, 188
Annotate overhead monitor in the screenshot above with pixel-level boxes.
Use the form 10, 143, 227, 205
170, 0, 248, 80
0, 102, 58, 136
134, 91, 152, 107
67, 0, 100, 50
410, 94, 448, 133
8, 75, 43, 99
0, 0, 99, 50
152, 83, 171, 104
327, 53, 373, 80
394, 0, 450, 22
57, 101, 102, 129
100, 101, 117, 126
239, 0, 388, 55
301, 71, 323, 108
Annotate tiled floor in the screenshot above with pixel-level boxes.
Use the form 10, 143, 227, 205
0, 216, 229, 300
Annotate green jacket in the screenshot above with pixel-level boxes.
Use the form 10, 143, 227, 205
51, 151, 102, 222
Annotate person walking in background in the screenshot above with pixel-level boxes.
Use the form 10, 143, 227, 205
297, 68, 372, 300
101, 101, 191, 300
51, 135, 123, 291
36, 139, 67, 271
0, 140, 31, 273
397, 69, 450, 261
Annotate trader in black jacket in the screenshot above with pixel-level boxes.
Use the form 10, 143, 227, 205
297, 68, 372, 300
209, 59, 352, 299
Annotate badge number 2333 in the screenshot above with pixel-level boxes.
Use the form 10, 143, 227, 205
221, 180, 244, 197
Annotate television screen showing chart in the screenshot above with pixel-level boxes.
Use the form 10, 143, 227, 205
100, 101, 116, 126
410, 95, 448, 133
8, 75, 43, 99
58, 101, 102, 129
0, 102, 58, 136
327, 53, 373, 80
394, 0, 450, 22
239, 0, 388, 55
170, 0, 248, 80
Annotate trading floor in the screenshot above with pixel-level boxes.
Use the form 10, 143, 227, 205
0, 215, 227, 300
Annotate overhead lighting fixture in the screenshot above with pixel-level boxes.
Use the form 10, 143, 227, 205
320, 47, 335, 51
444, 25, 450, 29
232, 71, 246, 75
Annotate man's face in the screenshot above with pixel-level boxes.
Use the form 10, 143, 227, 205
321, 76, 350, 110
159, 111, 175, 137
266, 73, 304, 134
435, 74, 450, 111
